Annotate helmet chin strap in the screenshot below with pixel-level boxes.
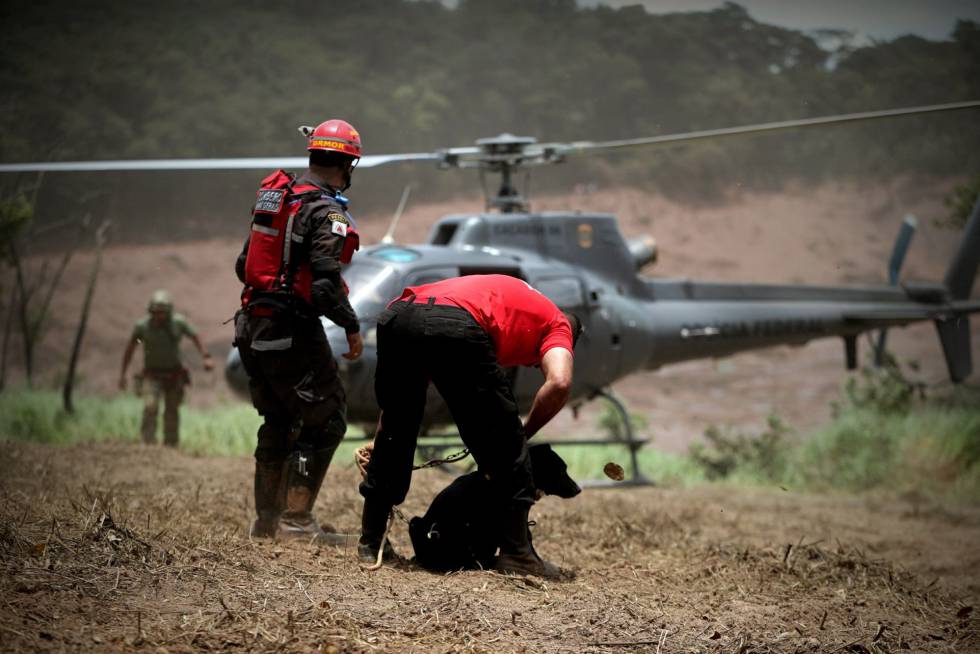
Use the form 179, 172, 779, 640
340, 158, 359, 192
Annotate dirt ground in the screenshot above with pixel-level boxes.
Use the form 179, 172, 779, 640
1, 441, 977, 653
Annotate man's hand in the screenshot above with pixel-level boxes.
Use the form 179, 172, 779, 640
355, 441, 374, 478
344, 331, 363, 360
202, 353, 215, 372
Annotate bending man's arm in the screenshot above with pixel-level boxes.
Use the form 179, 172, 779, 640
523, 347, 574, 439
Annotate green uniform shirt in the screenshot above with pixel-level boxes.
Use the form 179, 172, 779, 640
132, 313, 196, 371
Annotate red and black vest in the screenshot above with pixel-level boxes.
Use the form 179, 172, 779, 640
242, 170, 360, 309
242, 170, 321, 306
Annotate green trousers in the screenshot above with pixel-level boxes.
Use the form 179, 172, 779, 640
140, 374, 185, 446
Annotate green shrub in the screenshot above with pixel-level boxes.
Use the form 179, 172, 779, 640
688, 414, 792, 483
836, 354, 924, 415
794, 360, 980, 499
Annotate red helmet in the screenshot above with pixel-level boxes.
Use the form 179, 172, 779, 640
305, 119, 361, 158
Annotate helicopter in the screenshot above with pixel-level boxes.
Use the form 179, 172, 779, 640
239, 102, 980, 438
4, 101, 980, 477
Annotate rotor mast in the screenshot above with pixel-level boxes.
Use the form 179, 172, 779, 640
439, 133, 556, 213
475, 135, 535, 213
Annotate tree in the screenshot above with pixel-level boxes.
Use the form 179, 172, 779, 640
940, 174, 980, 229
0, 189, 76, 388
63, 220, 110, 413
0, 195, 32, 390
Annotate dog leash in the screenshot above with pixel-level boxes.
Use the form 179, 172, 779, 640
356, 446, 471, 472
413, 447, 470, 470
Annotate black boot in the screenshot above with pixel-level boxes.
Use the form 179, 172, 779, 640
358, 496, 402, 562
250, 459, 284, 538
277, 447, 349, 546
493, 504, 563, 580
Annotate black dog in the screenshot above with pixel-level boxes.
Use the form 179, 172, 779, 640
408, 444, 581, 572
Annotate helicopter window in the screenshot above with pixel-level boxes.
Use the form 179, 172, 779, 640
459, 266, 526, 280
344, 262, 404, 319
532, 276, 585, 308
430, 223, 458, 245
370, 246, 421, 263
406, 266, 459, 286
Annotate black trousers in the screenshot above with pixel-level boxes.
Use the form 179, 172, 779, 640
359, 301, 534, 511
235, 310, 347, 464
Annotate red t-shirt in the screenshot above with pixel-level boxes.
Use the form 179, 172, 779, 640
395, 274, 573, 367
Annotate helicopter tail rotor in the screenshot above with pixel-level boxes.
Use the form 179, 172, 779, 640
933, 193, 980, 382
944, 193, 980, 302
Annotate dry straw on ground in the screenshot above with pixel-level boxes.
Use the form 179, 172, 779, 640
1, 441, 977, 652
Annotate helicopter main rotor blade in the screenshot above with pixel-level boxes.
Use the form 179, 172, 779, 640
554, 100, 980, 156
0, 152, 442, 173
2, 100, 977, 174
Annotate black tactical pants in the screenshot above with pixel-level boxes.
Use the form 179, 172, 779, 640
359, 300, 534, 512
234, 310, 347, 463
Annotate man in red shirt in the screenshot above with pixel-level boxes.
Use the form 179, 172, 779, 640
358, 274, 581, 578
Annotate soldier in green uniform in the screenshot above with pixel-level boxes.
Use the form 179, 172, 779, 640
119, 290, 213, 446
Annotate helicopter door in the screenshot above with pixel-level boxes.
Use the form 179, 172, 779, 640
537, 276, 621, 391
509, 275, 618, 407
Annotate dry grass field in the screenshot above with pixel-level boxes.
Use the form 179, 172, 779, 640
1, 441, 978, 653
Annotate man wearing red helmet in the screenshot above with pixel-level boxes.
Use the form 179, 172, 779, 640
234, 119, 364, 545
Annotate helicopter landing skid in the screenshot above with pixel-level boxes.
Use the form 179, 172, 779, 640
573, 388, 654, 488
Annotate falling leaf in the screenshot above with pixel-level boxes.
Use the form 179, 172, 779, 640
603, 462, 625, 481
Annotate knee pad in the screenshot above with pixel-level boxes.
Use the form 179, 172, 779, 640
295, 413, 346, 450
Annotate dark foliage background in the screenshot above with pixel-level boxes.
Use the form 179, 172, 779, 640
1, 0, 978, 243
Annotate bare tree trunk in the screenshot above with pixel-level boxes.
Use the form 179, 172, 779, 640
32, 247, 73, 344
64, 221, 110, 414
10, 239, 74, 388
11, 242, 35, 387
0, 283, 16, 392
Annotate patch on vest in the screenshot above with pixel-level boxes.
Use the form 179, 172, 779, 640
327, 212, 349, 226
254, 189, 286, 214
331, 220, 348, 237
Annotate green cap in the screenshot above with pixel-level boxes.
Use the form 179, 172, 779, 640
148, 289, 173, 313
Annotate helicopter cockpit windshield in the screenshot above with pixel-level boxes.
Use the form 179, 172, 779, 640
342, 261, 405, 321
